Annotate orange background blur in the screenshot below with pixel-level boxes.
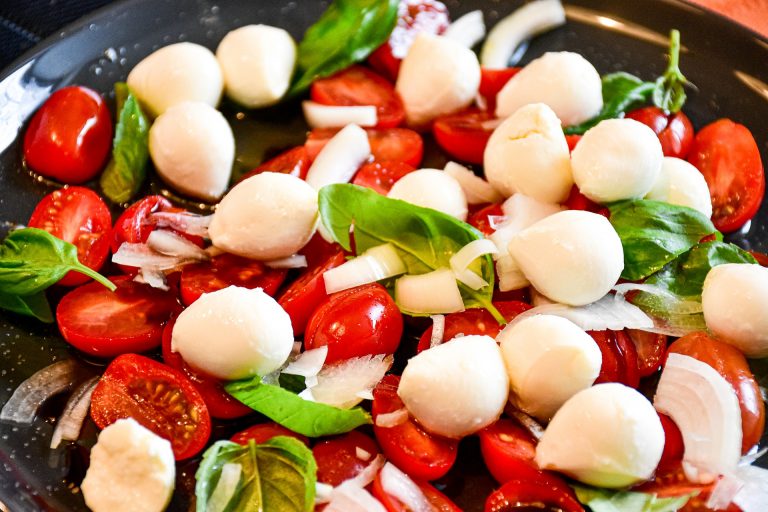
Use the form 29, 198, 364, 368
690, 0, 768, 37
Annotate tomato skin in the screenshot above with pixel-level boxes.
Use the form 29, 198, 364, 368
687, 119, 764, 233
313, 431, 381, 486
626, 107, 694, 159
485, 475, 585, 512
23, 86, 112, 184
564, 185, 609, 217
306, 127, 424, 167
239, 146, 310, 182
433, 108, 495, 165
478, 419, 543, 485
372, 472, 462, 512
28, 186, 112, 286
637, 465, 742, 512
57, 276, 182, 357
305, 283, 404, 364
372, 375, 458, 481
231, 422, 309, 446
588, 330, 640, 388
668, 331, 765, 453
468, 203, 504, 236
626, 329, 667, 377
565, 134, 582, 152
479, 67, 520, 111
657, 413, 685, 472
352, 161, 416, 195
749, 250, 768, 267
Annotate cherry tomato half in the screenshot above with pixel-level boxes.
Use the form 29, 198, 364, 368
479, 67, 520, 112
625, 329, 667, 377
468, 203, 504, 236
28, 186, 112, 286
231, 422, 309, 446
433, 108, 495, 165
313, 430, 381, 486
239, 146, 310, 182
485, 475, 585, 512
564, 185, 609, 217
687, 119, 765, 233
372, 471, 462, 512
637, 464, 741, 512
352, 161, 417, 195
588, 330, 640, 389
478, 419, 543, 484
90, 353, 211, 460
23, 86, 112, 184
306, 127, 424, 168
626, 107, 694, 159
657, 413, 685, 472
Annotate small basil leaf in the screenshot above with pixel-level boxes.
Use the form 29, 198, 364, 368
573, 484, 695, 512
279, 373, 307, 394
652, 29, 689, 114
0, 291, 53, 323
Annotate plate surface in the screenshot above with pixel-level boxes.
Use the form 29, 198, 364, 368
1, 0, 768, 510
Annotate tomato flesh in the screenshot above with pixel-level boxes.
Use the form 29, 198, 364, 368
479, 67, 520, 111
588, 330, 640, 388
564, 185, 609, 217
306, 127, 424, 168
352, 161, 416, 195
626, 329, 667, 377
478, 419, 543, 485
313, 430, 381, 486
626, 107, 694, 159
468, 203, 504, 236
372, 471, 462, 512
485, 475, 585, 512
239, 146, 310, 182
433, 108, 495, 165
231, 422, 309, 446
657, 413, 685, 472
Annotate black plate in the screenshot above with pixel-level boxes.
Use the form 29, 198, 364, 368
1, 0, 768, 510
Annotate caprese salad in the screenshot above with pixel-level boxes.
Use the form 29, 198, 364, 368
1, 0, 767, 511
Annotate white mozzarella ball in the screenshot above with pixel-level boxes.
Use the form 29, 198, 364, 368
509, 210, 624, 306
646, 157, 713, 218
172, 286, 294, 380
398, 335, 509, 438
209, 172, 318, 260
127, 42, 223, 118
571, 118, 663, 203
498, 315, 602, 421
388, 169, 468, 221
81, 418, 175, 512
216, 25, 296, 108
495, 52, 602, 126
702, 263, 768, 358
396, 33, 480, 126
149, 101, 234, 201
535, 383, 665, 488
484, 103, 572, 203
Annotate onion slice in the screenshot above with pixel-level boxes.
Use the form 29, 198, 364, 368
444, 162, 502, 205
303, 101, 378, 129
733, 465, 768, 512
309, 354, 393, 409
323, 243, 406, 294
395, 268, 465, 315
264, 254, 308, 269
50, 376, 99, 449
112, 243, 191, 271
1, 360, 78, 424
449, 239, 498, 291
380, 462, 434, 512
429, 314, 445, 349
375, 407, 409, 428
282, 346, 328, 379
147, 230, 209, 261
306, 124, 371, 191
206, 463, 242, 512
325, 481, 386, 512
149, 211, 212, 238
443, 10, 486, 48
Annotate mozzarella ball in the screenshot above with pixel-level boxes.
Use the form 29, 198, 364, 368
702, 263, 768, 357
149, 101, 234, 201
509, 210, 624, 306
398, 335, 509, 438
499, 315, 602, 421
571, 118, 663, 203
536, 383, 665, 488
396, 33, 480, 126
484, 103, 572, 203
388, 169, 468, 220
127, 42, 223, 118
209, 172, 318, 260
216, 25, 296, 108
646, 157, 713, 218
495, 52, 602, 126
172, 286, 294, 380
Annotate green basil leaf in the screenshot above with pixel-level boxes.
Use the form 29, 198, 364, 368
652, 30, 689, 114
573, 484, 695, 512
0, 291, 53, 323
289, 0, 399, 95
226, 376, 371, 437
0, 228, 115, 295
608, 200, 717, 281
318, 183, 503, 322
100, 82, 150, 204
279, 373, 307, 394
196, 437, 316, 512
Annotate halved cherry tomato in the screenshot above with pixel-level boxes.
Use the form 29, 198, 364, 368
564, 185, 609, 217
239, 146, 310, 182
479, 67, 520, 111
306, 127, 424, 167
478, 419, 543, 484
637, 464, 742, 512
90, 353, 211, 460
626, 329, 667, 377
588, 330, 640, 388
231, 422, 309, 446
313, 430, 381, 486
301, 232, 346, 269
179, 253, 287, 306
668, 331, 765, 453
626, 107, 694, 159
28, 187, 112, 286
372, 471, 462, 512
305, 283, 404, 364
485, 475, 585, 512
565, 134, 582, 153
352, 161, 416, 195
111, 195, 203, 253
468, 203, 503, 236
57, 276, 181, 357
372, 375, 458, 481
687, 119, 764, 233
161, 318, 252, 419
433, 108, 495, 165
23, 86, 112, 183
749, 250, 768, 267
657, 413, 685, 472
311, 66, 405, 128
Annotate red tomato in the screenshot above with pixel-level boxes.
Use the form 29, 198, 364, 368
352, 161, 416, 195
588, 330, 640, 388
668, 332, 765, 453
278, 250, 346, 336
306, 127, 424, 167
565, 134, 582, 152
179, 253, 287, 306
372, 471, 462, 512
626, 107, 694, 159
478, 419, 543, 484
625, 329, 667, 377
657, 413, 685, 472
313, 431, 381, 486
637, 465, 742, 512
305, 283, 404, 364
23, 86, 112, 184
687, 119, 764, 233
468, 203, 503, 236
161, 318, 252, 419
301, 231, 346, 269
372, 375, 458, 481
111, 195, 203, 253
239, 146, 310, 182
231, 422, 309, 446
485, 475, 585, 512
311, 66, 405, 128
564, 185, 609, 217
57, 276, 181, 357
433, 109, 495, 165
28, 187, 112, 286
90, 353, 211, 460
750, 250, 768, 267
479, 67, 520, 111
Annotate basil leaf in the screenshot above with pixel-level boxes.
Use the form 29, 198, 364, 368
653, 30, 689, 114
573, 484, 695, 512
196, 437, 316, 512
608, 200, 717, 281
0, 291, 53, 323
226, 376, 371, 437
279, 373, 307, 393
318, 184, 503, 322
0, 228, 115, 295
564, 72, 655, 134
100, 83, 150, 204
289, 0, 399, 95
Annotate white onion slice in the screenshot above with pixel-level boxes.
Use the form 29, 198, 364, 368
264, 254, 308, 269
309, 354, 393, 409
654, 353, 742, 484
147, 230, 209, 261
613, 283, 703, 315
480, 118, 506, 131
444, 162, 503, 205
733, 465, 768, 512
429, 314, 445, 349
50, 376, 99, 449
380, 462, 433, 512
303, 101, 378, 129
323, 243, 406, 294
395, 269, 465, 315
112, 243, 190, 271
453, 267, 488, 290
450, 239, 497, 274
443, 10, 486, 48
508, 409, 545, 441
375, 408, 409, 428
1, 360, 77, 424
480, 0, 566, 68
282, 346, 328, 379
149, 211, 212, 238
315, 482, 334, 505
707, 473, 744, 511
356, 447, 372, 461
325, 481, 387, 512
134, 267, 170, 291
488, 215, 507, 231
206, 462, 242, 512
348, 453, 386, 488
306, 124, 371, 191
